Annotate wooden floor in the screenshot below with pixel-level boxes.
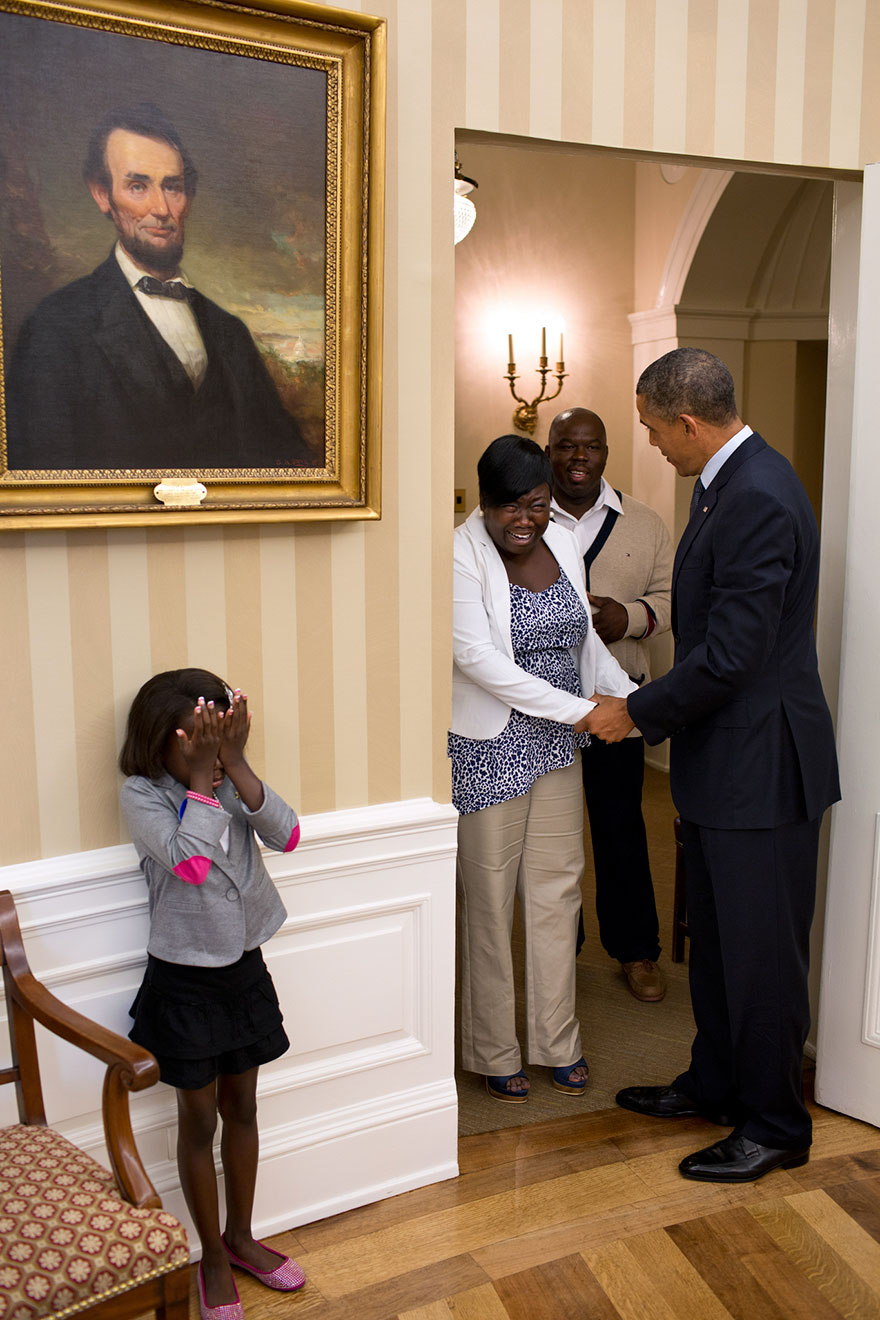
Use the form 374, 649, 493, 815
187, 1083, 880, 1319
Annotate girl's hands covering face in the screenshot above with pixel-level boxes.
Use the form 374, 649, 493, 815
219, 689, 251, 768
164, 698, 225, 790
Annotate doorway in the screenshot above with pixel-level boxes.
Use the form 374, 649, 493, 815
453, 130, 840, 1135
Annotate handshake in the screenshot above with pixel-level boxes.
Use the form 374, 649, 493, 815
573, 695, 635, 742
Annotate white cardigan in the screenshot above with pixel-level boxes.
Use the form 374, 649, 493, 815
451, 508, 636, 740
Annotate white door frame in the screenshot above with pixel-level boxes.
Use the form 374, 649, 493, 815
814, 169, 880, 1128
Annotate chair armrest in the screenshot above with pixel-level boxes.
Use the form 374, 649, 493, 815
0, 891, 161, 1208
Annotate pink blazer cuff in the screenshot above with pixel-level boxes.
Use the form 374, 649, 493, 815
283, 822, 301, 853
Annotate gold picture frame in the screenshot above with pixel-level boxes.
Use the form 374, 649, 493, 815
0, 0, 384, 528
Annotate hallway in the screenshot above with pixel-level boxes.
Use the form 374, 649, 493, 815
456, 764, 697, 1134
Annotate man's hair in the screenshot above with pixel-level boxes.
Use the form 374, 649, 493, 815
119, 668, 229, 779
478, 435, 553, 507
636, 348, 738, 426
84, 103, 198, 199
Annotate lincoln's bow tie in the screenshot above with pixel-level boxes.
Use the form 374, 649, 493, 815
136, 275, 192, 301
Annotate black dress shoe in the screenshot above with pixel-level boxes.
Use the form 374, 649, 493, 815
679, 1133, 810, 1183
615, 1084, 737, 1126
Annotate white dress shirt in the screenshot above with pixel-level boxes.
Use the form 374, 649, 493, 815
700, 424, 753, 488
115, 242, 208, 388
551, 479, 652, 636
550, 478, 623, 556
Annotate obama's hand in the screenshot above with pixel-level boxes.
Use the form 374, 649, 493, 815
585, 695, 635, 743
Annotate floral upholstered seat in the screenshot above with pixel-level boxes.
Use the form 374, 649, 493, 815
0, 1125, 188, 1320
0, 888, 189, 1320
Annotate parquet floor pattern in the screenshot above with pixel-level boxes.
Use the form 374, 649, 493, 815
187, 1091, 880, 1319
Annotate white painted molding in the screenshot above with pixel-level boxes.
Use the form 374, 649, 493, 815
737, 314, 828, 342
630, 305, 828, 346
1, 797, 457, 903
628, 307, 681, 344
60, 1076, 459, 1198
675, 307, 829, 341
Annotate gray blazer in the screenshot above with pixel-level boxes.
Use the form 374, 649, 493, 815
121, 773, 296, 967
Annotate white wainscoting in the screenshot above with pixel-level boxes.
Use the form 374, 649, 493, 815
0, 797, 460, 1244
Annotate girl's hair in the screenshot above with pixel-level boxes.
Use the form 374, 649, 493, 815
119, 668, 230, 778
478, 435, 553, 507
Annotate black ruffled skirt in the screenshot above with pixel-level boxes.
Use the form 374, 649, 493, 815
128, 946, 289, 1090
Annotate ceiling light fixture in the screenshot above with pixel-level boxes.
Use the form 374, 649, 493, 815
454, 152, 478, 244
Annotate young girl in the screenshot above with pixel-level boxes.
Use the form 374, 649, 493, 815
119, 668, 305, 1320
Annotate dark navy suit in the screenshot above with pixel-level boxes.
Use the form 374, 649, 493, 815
629, 432, 839, 1149
7, 252, 308, 472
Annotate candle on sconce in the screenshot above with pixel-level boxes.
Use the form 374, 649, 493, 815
503, 321, 567, 435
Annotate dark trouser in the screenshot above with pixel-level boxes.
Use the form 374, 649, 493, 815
581, 735, 661, 964
674, 816, 819, 1150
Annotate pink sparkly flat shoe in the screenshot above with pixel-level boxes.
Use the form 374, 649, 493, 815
221, 1234, 306, 1292
198, 1264, 244, 1320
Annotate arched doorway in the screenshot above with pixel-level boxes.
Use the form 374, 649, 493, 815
630, 170, 832, 541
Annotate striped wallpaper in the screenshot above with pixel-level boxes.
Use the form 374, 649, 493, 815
1, 0, 875, 865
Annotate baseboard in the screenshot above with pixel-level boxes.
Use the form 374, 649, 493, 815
644, 742, 670, 774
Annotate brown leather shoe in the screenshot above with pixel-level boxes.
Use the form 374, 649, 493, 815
621, 959, 667, 1002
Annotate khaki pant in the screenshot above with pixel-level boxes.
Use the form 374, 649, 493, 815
456, 757, 584, 1074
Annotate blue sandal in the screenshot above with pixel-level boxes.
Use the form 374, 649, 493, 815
485, 1069, 529, 1102
552, 1058, 590, 1094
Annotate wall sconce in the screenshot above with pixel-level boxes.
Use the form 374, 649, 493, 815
505, 328, 567, 435
454, 153, 478, 245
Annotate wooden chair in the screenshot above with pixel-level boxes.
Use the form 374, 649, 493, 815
671, 815, 689, 962
0, 888, 189, 1320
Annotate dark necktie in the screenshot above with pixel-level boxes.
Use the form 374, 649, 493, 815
690, 477, 705, 518
136, 275, 191, 301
